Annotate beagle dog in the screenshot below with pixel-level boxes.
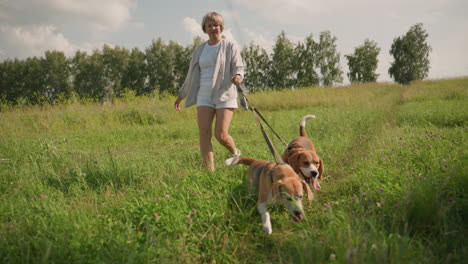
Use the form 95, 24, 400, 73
226, 156, 313, 234
282, 115, 323, 191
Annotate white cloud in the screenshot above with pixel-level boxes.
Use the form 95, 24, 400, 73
46, 0, 135, 32
182, 17, 205, 39
222, 28, 236, 42
241, 28, 274, 53
231, 0, 377, 24
0, 25, 103, 59
232, 0, 459, 25
0, 0, 136, 32
0, 0, 136, 59
0, 25, 74, 58
219, 10, 240, 21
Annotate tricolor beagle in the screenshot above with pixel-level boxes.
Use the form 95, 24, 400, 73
282, 115, 324, 191
226, 156, 313, 234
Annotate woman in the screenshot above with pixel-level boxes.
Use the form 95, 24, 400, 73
174, 11, 244, 171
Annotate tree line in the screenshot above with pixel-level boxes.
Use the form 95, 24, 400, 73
0, 23, 430, 105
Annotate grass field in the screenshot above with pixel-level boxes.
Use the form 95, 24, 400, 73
1, 78, 467, 263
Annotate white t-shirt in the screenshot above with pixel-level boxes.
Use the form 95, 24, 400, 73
198, 42, 220, 98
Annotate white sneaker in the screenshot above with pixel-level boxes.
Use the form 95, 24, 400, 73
225, 156, 238, 166
225, 148, 241, 166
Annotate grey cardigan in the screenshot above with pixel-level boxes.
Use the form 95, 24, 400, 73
178, 39, 244, 108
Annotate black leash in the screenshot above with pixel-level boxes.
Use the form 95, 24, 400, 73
237, 84, 288, 147
251, 106, 284, 164
236, 84, 286, 164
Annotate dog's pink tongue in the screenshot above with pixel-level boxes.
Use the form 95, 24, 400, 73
292, 214, 303, 223
313, 178, 321, 191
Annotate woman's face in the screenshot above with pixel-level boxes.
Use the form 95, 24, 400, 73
205, 19, 222, 40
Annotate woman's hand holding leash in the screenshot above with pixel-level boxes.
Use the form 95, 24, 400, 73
174, 96, 182, 111
231, 74, 242, 86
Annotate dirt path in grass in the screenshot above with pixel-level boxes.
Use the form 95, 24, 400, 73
323, 85, 409, 192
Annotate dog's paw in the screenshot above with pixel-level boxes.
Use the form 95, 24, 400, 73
262, 224, 272, 235
225, 156, 240, 166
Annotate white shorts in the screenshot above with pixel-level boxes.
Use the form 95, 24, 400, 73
196, 94, 238, 109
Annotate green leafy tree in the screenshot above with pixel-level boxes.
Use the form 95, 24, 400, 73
41, 50, 72, 102
389, 23, 431, 85
163, 41, 187, 95
172, 43, 192, 95
23, 56, 46, 104
192, 36, 204, 47
345, 39, 380, 83
145, 38, 171, 94
101, 45, 130, 98
70, 50, 107, 101
145, 38, 164, 95
0, 59, 27, 104
241, 42, 272, 92
170, 36, 202, 95
317, 31, 343, 86
121, 47, 147, 95
295, 34, 319, 87
271, 31, 295, 89
145, 40, 189, 95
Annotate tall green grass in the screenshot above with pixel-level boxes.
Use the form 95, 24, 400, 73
1, 78, 467, 263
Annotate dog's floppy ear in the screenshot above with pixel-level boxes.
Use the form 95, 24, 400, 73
272, 180, 284, 200
287, 152, 301, 173
302, 180, 314, 200
318, 158, 324, 180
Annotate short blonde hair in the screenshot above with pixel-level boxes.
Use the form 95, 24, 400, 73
201, 12, 224, 33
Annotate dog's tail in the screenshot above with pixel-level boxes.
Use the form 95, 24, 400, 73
225, 157, 256, 166
300, 115, 316, 137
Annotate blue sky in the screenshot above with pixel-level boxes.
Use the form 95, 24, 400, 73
1, 0, 467, 83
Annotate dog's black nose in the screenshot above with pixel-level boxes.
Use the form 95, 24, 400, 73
292, 211, 303, 222
311, 171, 318, 177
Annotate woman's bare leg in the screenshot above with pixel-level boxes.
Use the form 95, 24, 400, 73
214, 108, 237, 155
197, 106, 216, 171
